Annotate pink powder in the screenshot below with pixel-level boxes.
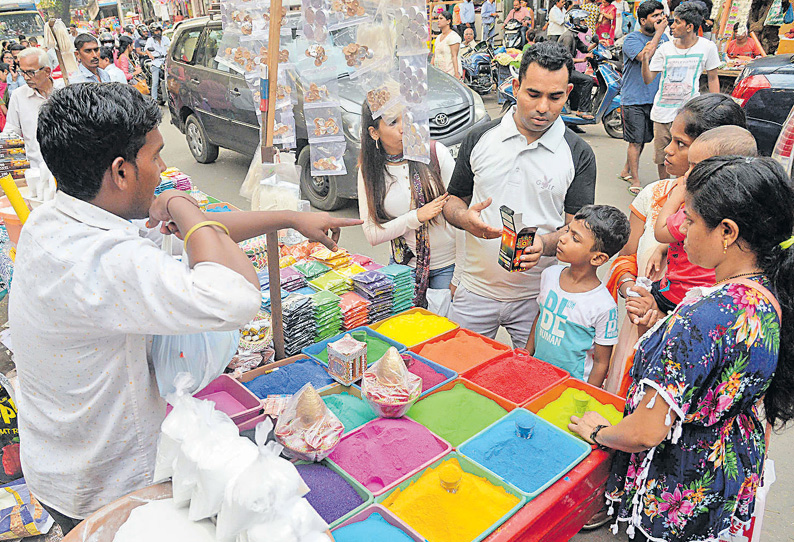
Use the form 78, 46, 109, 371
200, 391, 246, 416
406, 358, 447, 392
328, 418, 448, 493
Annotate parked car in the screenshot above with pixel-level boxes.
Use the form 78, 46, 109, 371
730, 54, 794, 156
166, 16, 492, 210
771, 104, 794, 177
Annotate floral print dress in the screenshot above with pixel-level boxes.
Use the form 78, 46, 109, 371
606, 277, 780, 541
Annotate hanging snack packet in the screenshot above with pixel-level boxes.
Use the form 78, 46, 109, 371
361, 347, 422, 418
274, 383, 344, 461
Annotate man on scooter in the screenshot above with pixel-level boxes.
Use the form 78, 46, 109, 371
558, 10, 597, 119
145, 23, 170, 106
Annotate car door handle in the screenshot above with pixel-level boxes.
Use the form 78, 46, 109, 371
230, 88, 241, 96
190, 78, 200, 84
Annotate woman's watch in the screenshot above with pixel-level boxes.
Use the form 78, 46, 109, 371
590, 424, 610, 450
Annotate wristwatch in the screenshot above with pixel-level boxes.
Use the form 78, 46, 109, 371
590, 424, 609, 450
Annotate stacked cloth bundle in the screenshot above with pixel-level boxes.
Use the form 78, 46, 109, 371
311, 290, 342, 341
311, 247, 352, 269
155, 167, 193, 194
280, 266, 307, 292
350, 254, 383, 271
380, 264, 415, 314
351, 270, 393, 323
293, 260, 331, 281
281, 293, 316, 356
309, 270, 350, 296
339, 292, 370, 330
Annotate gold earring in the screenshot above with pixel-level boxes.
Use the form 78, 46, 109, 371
375, 138, 379, 150
723, 239, 729, 253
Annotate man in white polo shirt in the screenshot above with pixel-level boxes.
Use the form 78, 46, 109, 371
444, 41, 596, 347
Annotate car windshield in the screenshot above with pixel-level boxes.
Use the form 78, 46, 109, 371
0, 12, 44, 40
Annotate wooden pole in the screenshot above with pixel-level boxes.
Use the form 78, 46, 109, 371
263, 0, 285, 360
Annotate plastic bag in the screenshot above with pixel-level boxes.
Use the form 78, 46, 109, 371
305, 105, 344, 142
274, 383, 344, 461
395, 2, 428, 54
0, 477, 53, 539
153, 374, 202, 483
427, 288, 452, 318
302, 68, 340, 106
216, 420, 311, 541
171, 400, 240, 506
302, 0, 331, 44
398, 54, 428, 105
241, 498, 329, 542
152, 330, 240, 398
309, 138, 347, 176
402, 107, 430, 164
327, 0, 371, 30
361, 347, 422, 418
189, 433, 258, 520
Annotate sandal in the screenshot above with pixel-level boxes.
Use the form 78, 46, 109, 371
617, 174, 633, 183
627, 185, 641, 196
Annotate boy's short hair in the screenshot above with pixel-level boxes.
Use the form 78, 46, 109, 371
574, 205, 631, 258
0, 62, 9, 73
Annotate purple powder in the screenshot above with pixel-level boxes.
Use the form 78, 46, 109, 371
295, 463, 364, 523
403, 356, 447, 393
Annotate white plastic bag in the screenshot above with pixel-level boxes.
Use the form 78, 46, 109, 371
189, 434, 258, 521
216, 420, 311, 542
427, 288, 452, 318
153, 374, 202, 483
152, 330, 240, 397
274, 383, 344, 461
171, 401, 240, 506
241, 498, 329, 542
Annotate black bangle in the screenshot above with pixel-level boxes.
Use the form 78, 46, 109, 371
590, 424, 610, 450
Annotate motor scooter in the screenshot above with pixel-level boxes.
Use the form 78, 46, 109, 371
461, 41, 496, 95
498, 43, 624, 139
503, 18, 526, 50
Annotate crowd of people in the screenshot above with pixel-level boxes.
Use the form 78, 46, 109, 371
361, 6, 794, 537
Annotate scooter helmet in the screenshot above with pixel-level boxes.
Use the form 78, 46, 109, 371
150, 22, 163, 32
99, 31, 114, 47
564, 9, 589, 34
124, 24, 135, 35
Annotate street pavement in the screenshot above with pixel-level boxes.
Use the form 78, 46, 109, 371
157, 95, 794, 541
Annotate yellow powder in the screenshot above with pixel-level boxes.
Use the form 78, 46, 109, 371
376, 313, 457, 347
382, 458, 520, 542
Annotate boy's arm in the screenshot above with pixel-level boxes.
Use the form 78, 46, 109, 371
587, 344, 612, 388
526, 312, 539, 354
654, 182, 686, 243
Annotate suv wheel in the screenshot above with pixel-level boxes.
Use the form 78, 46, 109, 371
297, 145, 347, 211
185, 114, 219, 164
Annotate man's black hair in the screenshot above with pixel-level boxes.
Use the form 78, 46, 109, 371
70, 23, 76, 28
7, 43, 24, 52
28, 37, 37, 45
637, 0, 664, 21
574, 205, 631, 257
99, 46, 114, 61
38, 83, 162, 201
0, 63, 9, 73
74, 33, 99, 52
518, 40, 574, 83
17, 35, 24, 40
673, 1, 705, 31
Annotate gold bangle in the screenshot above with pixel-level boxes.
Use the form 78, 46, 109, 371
182, 220, 231, 247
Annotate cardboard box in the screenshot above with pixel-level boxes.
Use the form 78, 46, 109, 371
498, 205, 537, 272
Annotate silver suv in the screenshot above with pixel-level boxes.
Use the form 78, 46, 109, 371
166, 16, 491, 210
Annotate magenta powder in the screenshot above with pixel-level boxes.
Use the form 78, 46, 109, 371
406, 359, 447, 393
328, 418, 447, 493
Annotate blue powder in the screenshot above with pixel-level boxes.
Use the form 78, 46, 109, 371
459, 410, 587, 495
243, 359, 335, 397
206, 205, 233, 212
332, 512, 415, 542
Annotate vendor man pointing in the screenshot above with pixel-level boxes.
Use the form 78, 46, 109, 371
9, 83, 361, 532
444, 42, 596, 347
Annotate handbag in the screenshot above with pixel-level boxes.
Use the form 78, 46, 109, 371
765, 0, 786, 26
131, 75, 150, 95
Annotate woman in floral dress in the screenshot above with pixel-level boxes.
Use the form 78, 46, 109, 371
571, 156, 794, 541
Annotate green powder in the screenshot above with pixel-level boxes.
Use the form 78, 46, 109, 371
323, 392, 377, 433
407, 383, 508, 447
316, 335, 393, 366
537, 387, 623, 439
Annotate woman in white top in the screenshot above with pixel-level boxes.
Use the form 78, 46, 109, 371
357, 102, 457, 308
432, 11, 462, 79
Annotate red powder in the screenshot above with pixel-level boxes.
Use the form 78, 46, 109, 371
415, 331, 509, 372
466, 354, 565, 404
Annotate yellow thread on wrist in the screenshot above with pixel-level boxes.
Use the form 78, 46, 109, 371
183, 221, 230, 247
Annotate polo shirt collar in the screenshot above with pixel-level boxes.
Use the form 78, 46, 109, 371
499, 108, 567, 152
54, 191, 139, 235
21, 77, 63, 99
78, 63, 102, 82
